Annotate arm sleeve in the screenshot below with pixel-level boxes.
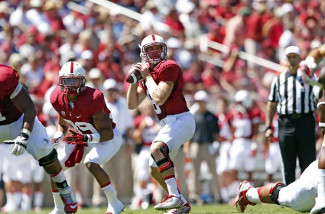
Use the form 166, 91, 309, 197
159, 65, 180, 83
89, 91, 106, 114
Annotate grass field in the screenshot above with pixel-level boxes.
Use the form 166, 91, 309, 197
8, 204, 305, 214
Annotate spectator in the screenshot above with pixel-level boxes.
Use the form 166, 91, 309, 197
186, 90, 222, 204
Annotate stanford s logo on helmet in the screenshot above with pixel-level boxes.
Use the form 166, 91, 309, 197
140, 34, 167, 64
59, 61, 86, 95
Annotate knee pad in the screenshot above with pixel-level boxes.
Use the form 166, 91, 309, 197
269, 182, 285, 204
38, 149, 58, 166
152, 144, 174, 173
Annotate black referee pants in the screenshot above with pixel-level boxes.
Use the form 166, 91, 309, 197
278, 113, 316, 185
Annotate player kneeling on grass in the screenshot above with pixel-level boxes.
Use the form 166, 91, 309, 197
50, 61, 124, 214
235, 160, 318, 213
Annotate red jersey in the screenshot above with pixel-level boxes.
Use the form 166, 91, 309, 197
0, 65, 23, 125
140, 60, 189, 120
227, 105, 261, 139
50, 86, 116, 134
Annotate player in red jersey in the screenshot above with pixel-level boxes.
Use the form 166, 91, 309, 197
0, 64, 78, 214
127, 34, 196, 214
50, 61, 124, 214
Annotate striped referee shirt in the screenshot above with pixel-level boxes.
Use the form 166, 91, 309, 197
268, 71, 316, 115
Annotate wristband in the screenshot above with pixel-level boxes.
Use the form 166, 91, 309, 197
54, 131, 64, 140
317, 102, 325, 108
84, 133, 100, 143
319, 123, 325, 128
21, 128, 31, 140
145, 76, 158, 98
264, 126, 272, 132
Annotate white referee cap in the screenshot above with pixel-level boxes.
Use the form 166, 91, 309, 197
285, 46, 301, 57
194, 90, 209, 102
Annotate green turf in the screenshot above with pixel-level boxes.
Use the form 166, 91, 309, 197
8, 204, 307, 214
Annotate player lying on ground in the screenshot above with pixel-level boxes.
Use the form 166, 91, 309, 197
236, 160, 318, 213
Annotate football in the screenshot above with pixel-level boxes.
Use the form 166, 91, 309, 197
125, 67, 143, 84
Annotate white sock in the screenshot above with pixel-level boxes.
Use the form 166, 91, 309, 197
246, 188, 261, 203
4, 192, 13, 211
34, 191, 44, 208
229, 181, 240, 198
21, 192, 32, 211
164, 176, 180, 197
221, 187, 229, 201
102, 182, 118, 204
50, 168, 68, 190
179, 194, 187, 204
52, 191, 64, 210
12, 192, 22, 210
318, 169, 325, 198
75, 191, 83, 205
135, 186, 145, 199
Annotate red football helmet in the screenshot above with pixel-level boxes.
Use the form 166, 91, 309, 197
140, 34, 167, 64
59, 61, 86, 95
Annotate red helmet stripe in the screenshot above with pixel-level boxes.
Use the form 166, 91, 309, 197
152, 34, 155, 41
70, 61, 74, 73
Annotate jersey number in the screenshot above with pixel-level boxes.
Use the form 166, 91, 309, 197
146, 91, 161, 114
0, 112, 6, 121
64, 119, 97, 134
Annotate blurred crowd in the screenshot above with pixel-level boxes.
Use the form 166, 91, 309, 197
1, 0, 325, 212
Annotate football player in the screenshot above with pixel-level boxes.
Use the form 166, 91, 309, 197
227, 90, 261, 200
50, 61, 124, 214
0, 64, 78, 214
236, 160, 318, 213
303, 44, 325, 214
126, 34, 196, 214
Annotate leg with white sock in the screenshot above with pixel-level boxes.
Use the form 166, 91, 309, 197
235, 181, 285, 212
86, 162, 124, 214
2, 180, 21, 212
40, 150, 78, 213
49, 190, 65, 214
150, 142, 188, 211
21, 182, 33, 212
33, 189, 44, 212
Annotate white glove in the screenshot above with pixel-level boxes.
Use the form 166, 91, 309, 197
51, 131, 64, 149
51, 137, 61, 149
4, 135, 28, 156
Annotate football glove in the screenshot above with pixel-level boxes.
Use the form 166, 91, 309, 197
63, 129, 90, 145
4, 135, 28, 156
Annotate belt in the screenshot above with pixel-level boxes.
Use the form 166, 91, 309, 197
279, 112, 313, 119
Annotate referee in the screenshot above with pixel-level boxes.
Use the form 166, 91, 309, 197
265, 46, 316, 185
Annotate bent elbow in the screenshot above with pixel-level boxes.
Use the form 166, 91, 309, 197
154, 98, 166, 106
102, 130, 114, 141
127, 103, 137, 110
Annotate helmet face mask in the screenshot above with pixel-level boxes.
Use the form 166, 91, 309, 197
59, 76, 86, 95
59, 61, 86, 95
140, 34, 167, 64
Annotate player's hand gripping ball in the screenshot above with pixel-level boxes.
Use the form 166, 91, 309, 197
125, 64, 143, 84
